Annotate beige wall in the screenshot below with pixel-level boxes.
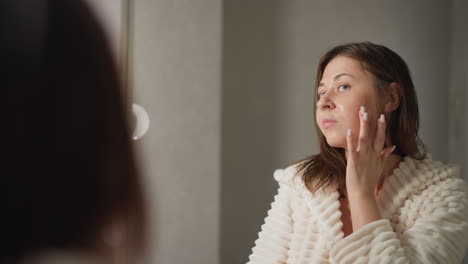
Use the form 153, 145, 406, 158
222, 0, 457, 263
124, 0, 466, 263
449, 0, 468, 174
131, 0, 222, 263
448, 1, 468, 261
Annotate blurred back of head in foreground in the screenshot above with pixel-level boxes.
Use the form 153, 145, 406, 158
0, 0, 147, 262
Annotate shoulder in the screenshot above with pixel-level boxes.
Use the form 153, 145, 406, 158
272, 161, 311, 198
403, 155, 468, 206
273, 161, 305, 186
404, 158, 468, 239
411, 155, 464, 190
392, 154, 462, 191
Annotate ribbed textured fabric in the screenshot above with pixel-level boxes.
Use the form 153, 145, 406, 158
247, 155, 468, 264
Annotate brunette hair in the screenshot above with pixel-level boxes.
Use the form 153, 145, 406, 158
295, 41, 427, 195
1, 0, 146, 261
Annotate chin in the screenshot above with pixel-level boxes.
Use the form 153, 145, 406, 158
326, 141, 346, 149
324, 134, 346, 148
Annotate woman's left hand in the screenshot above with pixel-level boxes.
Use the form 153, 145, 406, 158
345, 106, 396, 199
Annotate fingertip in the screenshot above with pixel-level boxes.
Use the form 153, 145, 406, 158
381, 145, 397, 160
347, 128, 352, 137
379, 114, 385, 124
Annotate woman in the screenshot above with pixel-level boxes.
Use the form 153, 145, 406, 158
248, 42, 468, 263
1, 0, 146, 263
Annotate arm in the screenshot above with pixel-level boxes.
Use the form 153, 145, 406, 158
247, 181, 293, 264
348, 193, 382, 232
329, 177, 468, 264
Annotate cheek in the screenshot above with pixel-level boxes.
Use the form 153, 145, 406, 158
340, 104, 362, 129
315, 112, 323, 127
335, 99, 360, 114
348, 111, 361, 130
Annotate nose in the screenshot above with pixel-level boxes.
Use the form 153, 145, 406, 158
317, 92, 335, 110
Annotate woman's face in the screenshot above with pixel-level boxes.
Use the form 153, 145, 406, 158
316, 55, 384, 149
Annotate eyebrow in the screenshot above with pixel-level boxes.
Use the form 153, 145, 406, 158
318, 73, 355, 88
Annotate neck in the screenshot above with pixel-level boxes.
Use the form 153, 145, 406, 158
341, 152, 402, 198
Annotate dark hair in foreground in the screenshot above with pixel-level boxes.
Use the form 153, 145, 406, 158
1, 0, 146, 261
294, 41, 427, 196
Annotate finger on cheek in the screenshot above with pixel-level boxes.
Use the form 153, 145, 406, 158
346, 128, 355, 158
358, 106, 368, 149
374, 114, 386, 151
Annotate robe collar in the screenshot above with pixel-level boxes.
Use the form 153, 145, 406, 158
275, 154, 459, 243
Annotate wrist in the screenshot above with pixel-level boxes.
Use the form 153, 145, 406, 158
347, 190, 376, 200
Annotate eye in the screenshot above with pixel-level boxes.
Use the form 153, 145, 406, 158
338, 84, 350, 92
317, 91, 326, 100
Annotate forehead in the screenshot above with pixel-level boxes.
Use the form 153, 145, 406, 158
321, 55, 368, 81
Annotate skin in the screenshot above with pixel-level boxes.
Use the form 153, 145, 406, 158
316, 55, 402, 234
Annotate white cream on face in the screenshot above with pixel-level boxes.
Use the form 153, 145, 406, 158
336, 103, 345, 112
316, 56, 381, 149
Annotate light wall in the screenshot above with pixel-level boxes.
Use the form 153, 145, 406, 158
221, 0, 460, 263
448, 1, 468, 261
449, 0, 468, 175
131, 0, 222, 263
122, 0, 467, 263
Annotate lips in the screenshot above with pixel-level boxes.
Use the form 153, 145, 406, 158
322, 118, 337, 128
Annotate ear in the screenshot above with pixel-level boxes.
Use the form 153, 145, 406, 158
384, 82, 400, 112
